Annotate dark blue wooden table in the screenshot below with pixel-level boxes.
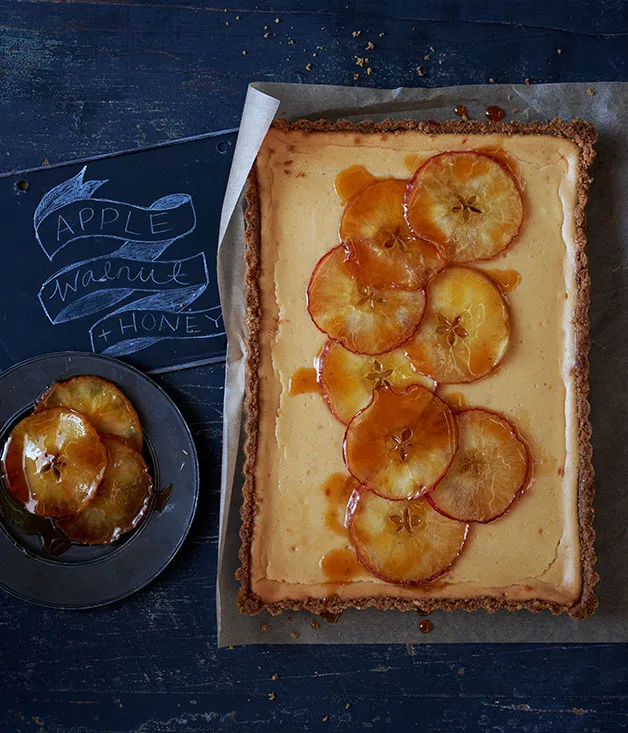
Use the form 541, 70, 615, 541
1, 1, 627, 731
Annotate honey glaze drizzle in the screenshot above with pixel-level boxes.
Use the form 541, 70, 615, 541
484, 269, 521, 293
442, 391, 467, 411
323, 473, 359, 535
403, 154, 427, 174
320, 546, 362, 583
334, 165, 377, 202
475, 145, 522, 184
289, 367, 319, 396
320, 473, 365, 584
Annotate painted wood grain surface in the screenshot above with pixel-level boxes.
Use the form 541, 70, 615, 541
1, 1, 627, 731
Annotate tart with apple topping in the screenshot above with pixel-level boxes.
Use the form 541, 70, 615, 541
318, 340, 435, 425
340, 178, 444, 290
343, 384, 457, 501
404, 266, 510, 383
348, 487, 469, 585
428, 409, 531, 523
307, 246, 426, 354
404, 151, 524, 263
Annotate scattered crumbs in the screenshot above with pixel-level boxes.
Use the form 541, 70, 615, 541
356, 57, 366, 67
242, 50, 247, 55
314, 671, 319, 676
182, 449, 189, 455
322, 716, 329, 722
321, 26, 326, 30
366, 67, 372, 75
275, 17, 280, 23
235, 15, 240, 20
424, 54, 430, 61
227, 645, 234, 650
41, 156, 50, 165
225, 21, 229, 26
288, 39, 295, 44
271, 673, 279, 681
290, 631, 300, 639
345, 703, 351, 709
264, 32, 270, 38
417, 66, 424, 76
524, 77, 531, 84
312, 620, 321, 630
313, 52, 317, 57
260, 623, 269, 631
430, 45, 435, 52
379, 32, 385, 37
489, 77, 495, 83
305, 63, 312, 71
366, 41, 375, 50
352, 30, 362, 37
557, 48, 563, 54
353, 73, 359, 80
264, 25, 269, 30
587, 88, 596, 96
268, 692, 276, 701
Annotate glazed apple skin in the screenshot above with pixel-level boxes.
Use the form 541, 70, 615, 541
347, 486, 469, 585
404, 266, 511, 384
428, 408, 532, 524
404, 151, 524, 263
339, 178, 444, 290
56, 434, 153, 545
1, 407, 108, 518
343, 384, 458, 501
318, 339, 436, 426
306, 246, 426, 355
37, 375, 143, 451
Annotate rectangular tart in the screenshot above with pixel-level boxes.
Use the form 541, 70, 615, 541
238, 118, 597, 619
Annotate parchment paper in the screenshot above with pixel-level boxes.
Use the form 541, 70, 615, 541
217, 81, 628, 646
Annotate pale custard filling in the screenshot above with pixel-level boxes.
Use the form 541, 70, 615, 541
251, 129, 581, 605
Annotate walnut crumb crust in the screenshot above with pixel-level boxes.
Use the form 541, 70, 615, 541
237, 117, 597, 620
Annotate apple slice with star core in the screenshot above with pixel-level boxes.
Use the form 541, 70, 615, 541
347, 487, 469, 584
307, 246, 426, 355
343, 384, 457, 500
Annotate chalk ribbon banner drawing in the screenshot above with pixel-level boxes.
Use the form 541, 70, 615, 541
34, 167, 223, 358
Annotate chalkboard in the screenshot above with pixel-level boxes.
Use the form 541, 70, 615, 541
0, 130, 237, 374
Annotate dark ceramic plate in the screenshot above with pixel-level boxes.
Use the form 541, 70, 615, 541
0, 352, 199, 608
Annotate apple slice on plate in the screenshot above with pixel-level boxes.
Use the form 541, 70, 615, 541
56, 435, 153, 545
307, 246, 426, 355
343, 384, 457, 500
340, 179, 444, 290
428, 409, 530, 523
1, 407, 108, 517
348, 487, 469, 584
404, 266, 510, 383
37, 375, 143, 451
404, 151, 524, 262
319, 340, 435, 425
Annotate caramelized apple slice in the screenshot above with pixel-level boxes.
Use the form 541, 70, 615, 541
429, 409, 530, 523
1, 408, 108, 517
405, 267, 510, 383
37, 375, 142, 451
404, 151, 524, 262
343, 385, 457, 500
340, 179, 444, 289
56, 435, 153, 544
307, 247, 426, 355
319, 340, 435, 425
348, 487, 468, 584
